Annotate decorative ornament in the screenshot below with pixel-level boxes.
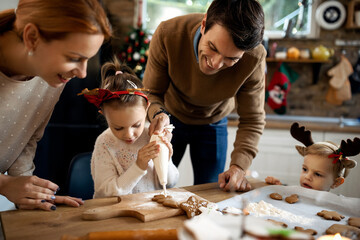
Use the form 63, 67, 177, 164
134, 64, 143, 72
130, 32, 136, 40
133, 52, 140, 61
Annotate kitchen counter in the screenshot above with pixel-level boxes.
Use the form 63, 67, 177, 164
0, 179, 267, 240
228, 114, 360, 133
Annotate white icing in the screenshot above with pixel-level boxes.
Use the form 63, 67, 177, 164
223, 206, 242, 215
246, 200, 315, 225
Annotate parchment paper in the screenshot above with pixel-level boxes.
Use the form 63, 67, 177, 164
216, 185, 360, 237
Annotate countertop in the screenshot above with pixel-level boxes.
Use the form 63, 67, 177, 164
227, 114, 360, 133
0, 179, 267, 240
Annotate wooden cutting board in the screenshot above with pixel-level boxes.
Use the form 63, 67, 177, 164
82, 188, 201, 222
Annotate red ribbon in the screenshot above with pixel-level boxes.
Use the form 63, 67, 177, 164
328, 152, 347, 164
79, 88, 148, 109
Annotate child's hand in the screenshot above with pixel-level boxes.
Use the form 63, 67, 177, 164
159, 135, 173, 159
265, 176, 282, 185
137, 141, 160, 170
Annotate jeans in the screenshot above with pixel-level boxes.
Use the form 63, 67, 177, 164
170, 116, 228, 185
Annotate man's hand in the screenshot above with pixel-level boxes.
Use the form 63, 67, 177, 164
149, 114, 172, 141
218, 165, 251, 192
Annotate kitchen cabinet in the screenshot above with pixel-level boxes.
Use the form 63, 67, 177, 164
176, 125, 360, 198
247, 127, 360, 198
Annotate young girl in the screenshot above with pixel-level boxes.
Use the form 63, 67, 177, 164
266, 122, 359, 191
79, 59, 179, 198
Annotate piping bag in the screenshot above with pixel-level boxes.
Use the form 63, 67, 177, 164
150, 124, 175, 196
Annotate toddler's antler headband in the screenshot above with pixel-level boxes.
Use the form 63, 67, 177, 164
290, 122, 360, 164
77, 87, 149, 109
290, 122, 314, 147
331, 137, 360, 163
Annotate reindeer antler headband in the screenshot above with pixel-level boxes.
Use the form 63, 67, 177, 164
290, 122, 360, 164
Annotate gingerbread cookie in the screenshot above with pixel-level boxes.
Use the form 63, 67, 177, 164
152, 194, 165, 202
317, 210, 345, 221
285, 194, 299, 204
179, 196, 209, 218
162, 198, 179, 208
348, 217, 360, 228
326, 224, 360, 235
294, 226, 317, 235
267, 219, 288, 228
269, 193, 282, 200
151, 194, 173, 203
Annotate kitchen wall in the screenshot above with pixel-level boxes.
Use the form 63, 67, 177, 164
266, 0, 360, 118
0, 1, 17, 10
266, 38, 360, 119
102, 0, 360, 118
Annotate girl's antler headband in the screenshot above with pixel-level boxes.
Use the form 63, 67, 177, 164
290, 122, 360, 164
77, 88, 149, 109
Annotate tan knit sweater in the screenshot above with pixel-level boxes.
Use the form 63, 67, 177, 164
0, 72, 64, 176
143, 14, 266, 171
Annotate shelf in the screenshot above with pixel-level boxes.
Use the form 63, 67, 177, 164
266, 58, 332, 84
266, 58, 331, 64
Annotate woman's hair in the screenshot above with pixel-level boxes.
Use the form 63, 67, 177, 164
0, 0, 111, 41
296, 142, 355, 179
100, 57, 147, 109
205, 0, 264, 51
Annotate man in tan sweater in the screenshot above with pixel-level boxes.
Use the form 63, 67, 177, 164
143, 0, 266, 191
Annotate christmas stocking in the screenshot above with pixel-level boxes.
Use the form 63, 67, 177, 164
266, 63, 298, 114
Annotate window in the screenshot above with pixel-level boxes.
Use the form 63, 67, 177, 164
144, 0, 319, 38
144, 0, 212, 32
260, 0, 319, 38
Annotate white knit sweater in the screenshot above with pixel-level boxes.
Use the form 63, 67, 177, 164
91, 127, 179, 198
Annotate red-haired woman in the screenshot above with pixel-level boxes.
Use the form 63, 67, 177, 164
0, 0, 111, 211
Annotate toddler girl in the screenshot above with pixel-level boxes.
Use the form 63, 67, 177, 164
79, 59, 179, 198
266, 122, 358, 191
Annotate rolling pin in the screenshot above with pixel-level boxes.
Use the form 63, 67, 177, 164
61, 228, 178, 240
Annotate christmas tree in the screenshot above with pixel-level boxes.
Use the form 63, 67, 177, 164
118, 23, 151, 79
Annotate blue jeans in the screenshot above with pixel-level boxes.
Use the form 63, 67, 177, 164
170, 116, 228, 185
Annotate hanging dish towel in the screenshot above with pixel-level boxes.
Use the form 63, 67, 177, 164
326, 55, 353, 105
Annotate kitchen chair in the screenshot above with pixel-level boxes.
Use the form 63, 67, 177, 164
66, 152, 94, 200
